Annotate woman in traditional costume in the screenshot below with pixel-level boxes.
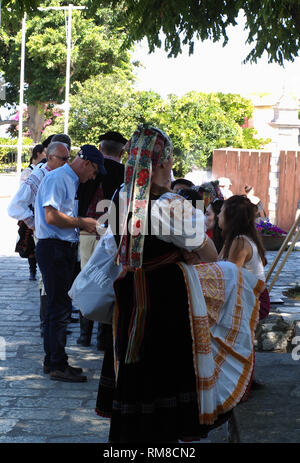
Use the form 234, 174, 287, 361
96, 125, 264, 442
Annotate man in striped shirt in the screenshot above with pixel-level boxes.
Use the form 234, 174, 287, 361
7, 141, 70, 229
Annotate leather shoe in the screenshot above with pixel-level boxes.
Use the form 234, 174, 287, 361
50, 367, 87, 382
77, 337, 91, 347
251, 378, 265, 390
29, 271, 37, 281
44, 365, 83, 375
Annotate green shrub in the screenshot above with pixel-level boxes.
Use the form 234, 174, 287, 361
0, 138, 34, 165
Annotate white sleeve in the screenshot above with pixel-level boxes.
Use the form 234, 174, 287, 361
7, 181, 35, 222
150, 192, 205, 251
20, 167, 32, 183
7, 167, 45, 224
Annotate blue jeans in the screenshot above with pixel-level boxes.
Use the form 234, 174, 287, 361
36, 239, 77, 371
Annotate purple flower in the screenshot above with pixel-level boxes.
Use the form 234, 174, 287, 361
256, 220, 287, 236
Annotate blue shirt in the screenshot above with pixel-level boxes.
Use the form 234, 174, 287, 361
35, 163, 79, 242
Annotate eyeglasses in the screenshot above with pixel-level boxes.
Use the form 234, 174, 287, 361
53, 155, 70, 162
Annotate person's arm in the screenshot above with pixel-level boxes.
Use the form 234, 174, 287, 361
7, 181, 35, 228
227, 237, 252, 267
20, 167, 32, 183
181, 236, 218, 264
45, 206, 97, 233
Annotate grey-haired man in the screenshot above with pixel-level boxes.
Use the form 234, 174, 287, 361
35, 145, 106, 383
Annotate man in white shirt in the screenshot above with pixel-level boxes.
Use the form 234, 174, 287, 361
8, 141, 71, 334
7, 142, 70, 229
35, 145, 106, 383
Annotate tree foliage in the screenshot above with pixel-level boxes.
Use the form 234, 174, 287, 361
0, 0, 134, 140
4, 0, 300, 65
64, 75, 269, 176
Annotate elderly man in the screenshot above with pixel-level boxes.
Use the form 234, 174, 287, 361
76, 131, 127, 350
35, 145, 106, 383
8, 141, 70, 279
8, 142, 70, 230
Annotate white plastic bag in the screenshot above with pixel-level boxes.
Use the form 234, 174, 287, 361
68, 232, 122, 324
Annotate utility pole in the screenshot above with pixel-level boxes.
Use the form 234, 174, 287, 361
64, 3, 73, 134
37, 5, 86, 135
17, 13, 26, 176
16, 5, 86, 174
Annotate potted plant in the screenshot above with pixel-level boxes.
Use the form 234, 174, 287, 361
255, 219, 287, 251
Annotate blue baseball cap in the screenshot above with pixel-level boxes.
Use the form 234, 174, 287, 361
78, 144, 107, 176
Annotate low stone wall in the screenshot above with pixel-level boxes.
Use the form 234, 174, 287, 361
255, 309, 300, 352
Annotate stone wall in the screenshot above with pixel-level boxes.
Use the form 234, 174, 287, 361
255, 309, 300, 352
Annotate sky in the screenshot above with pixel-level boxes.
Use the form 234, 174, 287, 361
131, 16, 300, 101
1, 14, 300, 138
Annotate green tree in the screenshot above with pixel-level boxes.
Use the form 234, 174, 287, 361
6, 0, 300, 65
65, 78, 269, 176
0, 0, 134, 141
67, 74, 135, 145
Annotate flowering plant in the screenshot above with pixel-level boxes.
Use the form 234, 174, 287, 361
256, 219, 287, 237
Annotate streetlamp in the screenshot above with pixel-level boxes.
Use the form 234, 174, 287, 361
17, 13, 26, 176
16, 4, 86, 175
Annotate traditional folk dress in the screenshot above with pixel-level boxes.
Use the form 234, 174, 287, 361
96, 125, 264, 442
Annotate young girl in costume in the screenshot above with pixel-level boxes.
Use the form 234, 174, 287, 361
218, 195, 267, 284
218, 194, 270, 395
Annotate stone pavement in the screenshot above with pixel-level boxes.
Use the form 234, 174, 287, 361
0, 254, 110, 443
0, 175, 110, 443
0, 173, 299, 444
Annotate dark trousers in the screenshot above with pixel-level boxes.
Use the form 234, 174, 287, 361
36, 239, 77, 371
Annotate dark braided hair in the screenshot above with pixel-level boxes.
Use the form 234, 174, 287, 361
222, 195, 267, 265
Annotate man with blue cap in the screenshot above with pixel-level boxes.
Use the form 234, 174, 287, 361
34, 144, 106, 382
76, 131, 127, 351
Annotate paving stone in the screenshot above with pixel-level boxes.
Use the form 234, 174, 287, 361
47, 436, 104, 443
7, 379, 57, 389
15, 397, 83, 408
0, 435, 47, 443
0, 201, 299, 443
2, 408, 66, 420
290, 386, 300, 398
0, 388, 42, 397
16, 419, 106, 436
0, 397, 14, 406
0, 419, 18, 433
45, 389, 97, 399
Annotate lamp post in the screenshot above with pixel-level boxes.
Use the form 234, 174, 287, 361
16, 4, 86, 174
64, 3, 73, 134
16, 13, 26, 176
37, 4, 86, 135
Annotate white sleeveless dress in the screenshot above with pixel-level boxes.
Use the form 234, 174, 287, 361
239, 235, 265, 282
